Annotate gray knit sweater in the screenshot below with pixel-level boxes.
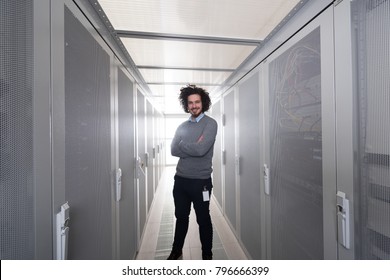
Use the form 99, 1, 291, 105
171, 114, 218, 179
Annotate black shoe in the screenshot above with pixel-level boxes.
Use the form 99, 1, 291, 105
167, 250, 183, 260
202, 254, 213, 260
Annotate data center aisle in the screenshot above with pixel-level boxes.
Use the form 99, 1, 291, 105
136, 166, 248, 260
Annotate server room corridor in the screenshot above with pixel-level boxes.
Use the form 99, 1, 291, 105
136, 166, 247, 260
2, 0, 390, 262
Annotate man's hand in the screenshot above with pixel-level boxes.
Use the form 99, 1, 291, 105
197, 134, 204, 143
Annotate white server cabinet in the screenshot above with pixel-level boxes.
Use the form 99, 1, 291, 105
237, 72, 263, 259
336, 0, 390, 260
146, 100, 155, 212
222, 90, 238, 231
211, 101, 223, 209
264, 5, 337, 259
136, 88, 147, 243
51, 0, 141, 259
117, 65, 137, 259
61, 5, 113, 259
1, 0, 41, 259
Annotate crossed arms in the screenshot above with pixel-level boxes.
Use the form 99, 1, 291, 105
171, 120, 217, 158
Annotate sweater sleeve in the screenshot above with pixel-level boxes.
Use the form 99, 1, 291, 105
171, 125, 188, 158
178, 119, 217, 157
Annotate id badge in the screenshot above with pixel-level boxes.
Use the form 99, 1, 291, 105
202, 188, 210, 202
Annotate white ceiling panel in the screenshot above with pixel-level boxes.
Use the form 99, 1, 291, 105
99, 0, 301, 40
139, 69, 232, 85
121, 38, 256, 69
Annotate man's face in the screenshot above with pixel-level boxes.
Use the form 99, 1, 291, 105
187, 94, 203, 118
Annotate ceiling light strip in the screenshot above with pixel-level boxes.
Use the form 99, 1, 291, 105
137, 65, 235, 72
116, 30, 262, 46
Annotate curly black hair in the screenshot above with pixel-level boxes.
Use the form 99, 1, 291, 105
179, 84, 212, 113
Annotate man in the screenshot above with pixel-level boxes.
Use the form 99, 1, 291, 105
167, 85, 218, 260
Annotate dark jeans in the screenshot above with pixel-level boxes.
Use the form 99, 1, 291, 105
172, 175, 213, 256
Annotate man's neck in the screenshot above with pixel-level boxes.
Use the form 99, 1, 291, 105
190, 113, 205, 123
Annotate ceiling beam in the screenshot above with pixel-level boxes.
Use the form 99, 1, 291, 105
147, 82, 222, 86
116, 30, 262, 46
137, 65, 235, 72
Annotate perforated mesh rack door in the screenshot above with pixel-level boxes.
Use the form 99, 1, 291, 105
64, 6, 113, 259
353, 0, 390, 260
0, 0, 34, 259
269, 28, 323, 259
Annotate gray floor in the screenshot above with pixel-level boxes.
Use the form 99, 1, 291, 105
136, 166, 248, 260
